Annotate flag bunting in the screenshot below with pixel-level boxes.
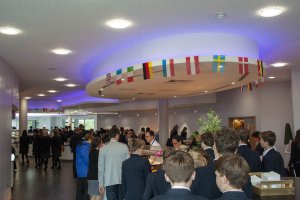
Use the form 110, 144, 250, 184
127, 66, 134, 83
186, 56, 200, 75
106, 73, 111, 87
162, 59, 175, 77
143, 62, 153, 80
238, 57, 249, 75
116, 69, 122, 85
213, 55, 225, 73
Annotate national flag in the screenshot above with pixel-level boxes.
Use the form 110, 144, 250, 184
162, 59, 175, 77
106, 73, 111, 86
186, 56, 200, 75
213, 55, 225, 73
257, 60, 264, 77
240, 85, 244, 93
116, 69, 122, 85
127, 66, 134, 82
248, 82, 252, 91
143, 62, 153, 80
238, 57, 249, 75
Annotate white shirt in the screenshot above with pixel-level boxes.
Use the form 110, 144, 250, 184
172, 186, 191, 191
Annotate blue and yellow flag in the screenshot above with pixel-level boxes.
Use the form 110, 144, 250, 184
212, 55, 225, 73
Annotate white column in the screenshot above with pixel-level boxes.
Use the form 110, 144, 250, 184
67, 116, 72, 127
291, 68, 300, 132
158, 99, 169, 147
19, 98, 28, 132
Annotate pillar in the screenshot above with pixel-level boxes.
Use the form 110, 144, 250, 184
291, 68, 300, 132
158, 99, 169, 147
19, 98, 28, 133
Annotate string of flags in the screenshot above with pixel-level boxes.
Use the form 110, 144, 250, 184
28, 108, 65, 113
104, 55, 267, 88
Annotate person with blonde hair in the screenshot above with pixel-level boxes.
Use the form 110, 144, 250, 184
188, 149, 209, 168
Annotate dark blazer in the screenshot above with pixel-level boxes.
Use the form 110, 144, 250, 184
205, 147, 215, 162
237, 145, 261, 172
262, 148, 285, 176
122, 154, 151, 200
143, 169, 171, 200
19, 135, 30, 154
255, 142, 264, 156
191, 161, 253, 199
87, 148, 99, 180
152, 188, 208, 200
289, 141, 300, 176
216, 191, 249, 200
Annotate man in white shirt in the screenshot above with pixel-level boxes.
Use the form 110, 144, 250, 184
145, 130, 162, 164
98, 127, 129, 200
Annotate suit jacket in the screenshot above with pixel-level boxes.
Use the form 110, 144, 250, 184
122, 154, 151, 200
205, 148, 215, 163
262, 148, 285, 176
98, 140, 129, 187
216, 191, 249, 200
143, 169, 171, 200
191, 161, 253, 199
255, 142, 264, 156
152, 188, 208, 200
237, 145, 261, 172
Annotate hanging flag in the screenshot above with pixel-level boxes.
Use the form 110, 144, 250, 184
260, 77, 265, 87
257, 60, 264, 77
143, 62, 153, 80
255, 80, 260, 88
116, 69, 122, 85
106, 73, 111, 86
213, 55, 225, 73
240, 85, 244, 93
247, 82, 252, 91
127, 66, 134, 82
186, 56, 200, 75
238, 57, 249, 75
162, 59, 175, 77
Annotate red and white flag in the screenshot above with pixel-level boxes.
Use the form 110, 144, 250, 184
238, 57, 249, 75
186, 56, 200, 75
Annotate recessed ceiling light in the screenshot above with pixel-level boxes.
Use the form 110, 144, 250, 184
37, 94, 45, 97
101, 94, 105, 97
268, 76, 276, 79
204, 90, 208, 93
132, 97, 135, 100
271, 62, 288, 67
48, 90, 58, 93
65, 83, 77, 87
121, 78, 125, 81
216, 11, 226, 19
231, 82, 236, 85
56, 99, 62, 102
258, 6, 285, 18
24, 97, 31, 100
0, 26, 22, 35
174, 96, 177, 98
99, 88, 104, 91
54, 77, 67, 82
51, 48, 72, 55
106, 18, 132, 29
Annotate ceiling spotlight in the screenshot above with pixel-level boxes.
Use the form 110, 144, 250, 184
258, 6, 285, 18
231, 82, 236, 85
51, 48, 72, 55
204, 90, 208, 93
99, 88, 104, 91
37, 94, 45, 97
48, 90, 58, 93
101, 94, 105, 97
24, 97, 31, 100
216, 11, 226, 19
174, 96, 177, 98
132, 97, 135, 100
106, 18, 132, 29
56, 100, 62, 102
54, 77, 67, 82
65, 83, 77, 87
0, 26, 22, 35
268, 76, 276, 79
271, 62, 288, 67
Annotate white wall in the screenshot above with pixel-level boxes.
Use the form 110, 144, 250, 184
0, 58, 19, 200
96, 81, 293, 166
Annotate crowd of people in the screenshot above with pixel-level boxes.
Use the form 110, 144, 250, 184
17, 124, 300, 200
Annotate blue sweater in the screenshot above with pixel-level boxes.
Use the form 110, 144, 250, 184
76, 141, 90, 177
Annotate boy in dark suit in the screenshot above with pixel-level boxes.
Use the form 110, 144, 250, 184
260, 131, 285, 176
237, 129, 261, 172
200, 132, 215, 162
215, 154, 250, 200
152, 151, 207, 200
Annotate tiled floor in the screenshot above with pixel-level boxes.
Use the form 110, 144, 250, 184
12, 158, 76, 200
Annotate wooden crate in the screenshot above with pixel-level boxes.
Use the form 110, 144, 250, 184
250, 172, 295, 196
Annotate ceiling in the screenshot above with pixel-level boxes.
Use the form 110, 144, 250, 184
0, 0, 298, 108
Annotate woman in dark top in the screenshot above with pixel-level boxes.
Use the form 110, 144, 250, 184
87, 137, 103, 200
32, 129, 42, 168
19, 130, 30, 165
51, 130, 64, 169
180, 127, 188, 140
289, 129, 300, 177
122, 138, 151, 200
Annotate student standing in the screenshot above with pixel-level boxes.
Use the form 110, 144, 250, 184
289, 129, 300, 177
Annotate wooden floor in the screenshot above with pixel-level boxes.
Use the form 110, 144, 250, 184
12, 158, 77, 200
